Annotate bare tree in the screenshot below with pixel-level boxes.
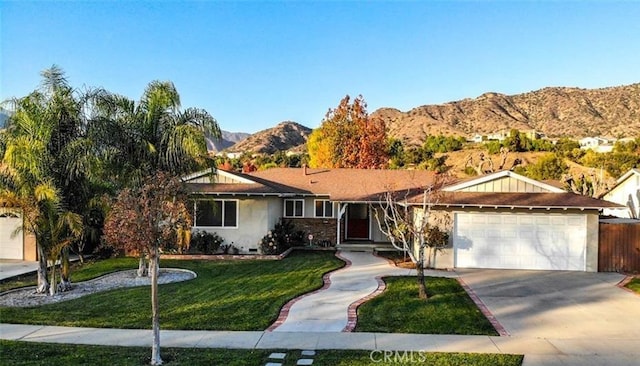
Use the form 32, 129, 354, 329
373, 180, 451, 300
104, 173, 192, 365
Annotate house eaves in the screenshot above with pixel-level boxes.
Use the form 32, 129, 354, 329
433, 192, 625, 211
442, 170, 565, 193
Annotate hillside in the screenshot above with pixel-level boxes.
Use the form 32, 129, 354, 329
205, 130, 251, 152
373, 83, 640, 145
227, 121, 312, 154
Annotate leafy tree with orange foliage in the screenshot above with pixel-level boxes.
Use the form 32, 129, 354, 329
308, 95, 388, 169
103, 173, 191, 366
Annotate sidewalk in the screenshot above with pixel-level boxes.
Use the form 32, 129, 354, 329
2, 323, 639, 365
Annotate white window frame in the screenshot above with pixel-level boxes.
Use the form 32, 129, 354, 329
193, 199, 239, 228
314, 200, 334, 218
284, 199, 305, 218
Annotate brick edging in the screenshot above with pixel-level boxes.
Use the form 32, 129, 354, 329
342, 275, 387, 332
457, 277, 509, 336
161, 247, 295, 261
617, 275, 639, 296
266, 250, 350, 331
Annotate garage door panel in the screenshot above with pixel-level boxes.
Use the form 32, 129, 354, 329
0, 215, 23, 260
454, 212, 586, 271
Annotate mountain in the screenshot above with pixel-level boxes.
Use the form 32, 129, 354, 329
205, 130, 251, 152
373, 83, 640, 145
227, 121, 312, 154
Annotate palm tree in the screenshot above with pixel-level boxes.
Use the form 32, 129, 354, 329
92, 80, 220, 277
1, 65, 96, 293
93, 81, 221, 189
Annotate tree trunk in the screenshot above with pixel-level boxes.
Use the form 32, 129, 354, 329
150, 247, 162, 365
49, 256, 57, 296
138, 253, 148, 277
35, 244, 49, 294
59, 247, 72, 292
417, 244, 428, 300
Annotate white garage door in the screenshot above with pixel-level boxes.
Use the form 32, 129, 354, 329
454, 212, 586, 271
0, 213, 23, 260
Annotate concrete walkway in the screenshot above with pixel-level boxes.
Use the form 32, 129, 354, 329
268, 251, 456, 332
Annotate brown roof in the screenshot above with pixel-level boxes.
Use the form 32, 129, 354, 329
187, 167, 625, 210
249, 168, 442, 201
434, 192, 624, 210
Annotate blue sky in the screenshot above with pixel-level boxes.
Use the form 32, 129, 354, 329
1, 1, 639, 133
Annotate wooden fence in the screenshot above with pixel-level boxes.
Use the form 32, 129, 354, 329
598, 222, 640, 273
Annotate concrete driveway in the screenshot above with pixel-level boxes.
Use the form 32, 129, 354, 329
457, 269, 640, 339
0, 260, 38, 281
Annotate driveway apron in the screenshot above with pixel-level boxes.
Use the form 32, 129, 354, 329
457, 269, 640, 339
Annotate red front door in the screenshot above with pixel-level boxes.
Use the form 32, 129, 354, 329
346, 204, 369, 240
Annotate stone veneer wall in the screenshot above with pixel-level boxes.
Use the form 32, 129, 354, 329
287, 218, 338, 246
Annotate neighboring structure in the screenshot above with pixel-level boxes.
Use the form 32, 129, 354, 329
486, 130, 510, 141
0, 208, 36, 260
184, 168, 621, 272
601, 169, 640, 219
579, 136, 614, 153
470, 129, 543, 144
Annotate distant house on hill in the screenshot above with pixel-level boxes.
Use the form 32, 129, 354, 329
579, 137, 614, 153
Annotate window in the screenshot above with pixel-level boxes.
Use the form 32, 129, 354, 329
194, 200, 237, 228
314, 200, 333, 218
284, 199, 304, 217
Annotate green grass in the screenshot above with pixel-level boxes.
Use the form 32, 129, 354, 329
0, 251, 344, 330
0, 341, 524, 366
626, 278, 640, 294
355, 276, 498, 335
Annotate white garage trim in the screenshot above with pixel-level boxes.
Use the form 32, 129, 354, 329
0, 212, 24, 260
453, 212, 587, 271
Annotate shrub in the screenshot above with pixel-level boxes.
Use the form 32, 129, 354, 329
189, 231, 224, 254
463, 166, 478, 176
259, 219, 305, 255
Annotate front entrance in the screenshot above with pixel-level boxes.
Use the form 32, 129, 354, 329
346, 204, 370, 240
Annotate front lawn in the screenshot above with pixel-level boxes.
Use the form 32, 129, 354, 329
626, 277, 640, 294
355, 276, 498, 335
0, 340, 524, 366
0, 251, 344, 330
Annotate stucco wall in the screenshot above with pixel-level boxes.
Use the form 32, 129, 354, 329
585, 212, 599, 272
370, 206, 390, 242
410, 208, 454, 269
194, 198, 272, 253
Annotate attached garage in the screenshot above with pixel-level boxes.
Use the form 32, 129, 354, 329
0, 212, 23, 260
453, 212, 587, 271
